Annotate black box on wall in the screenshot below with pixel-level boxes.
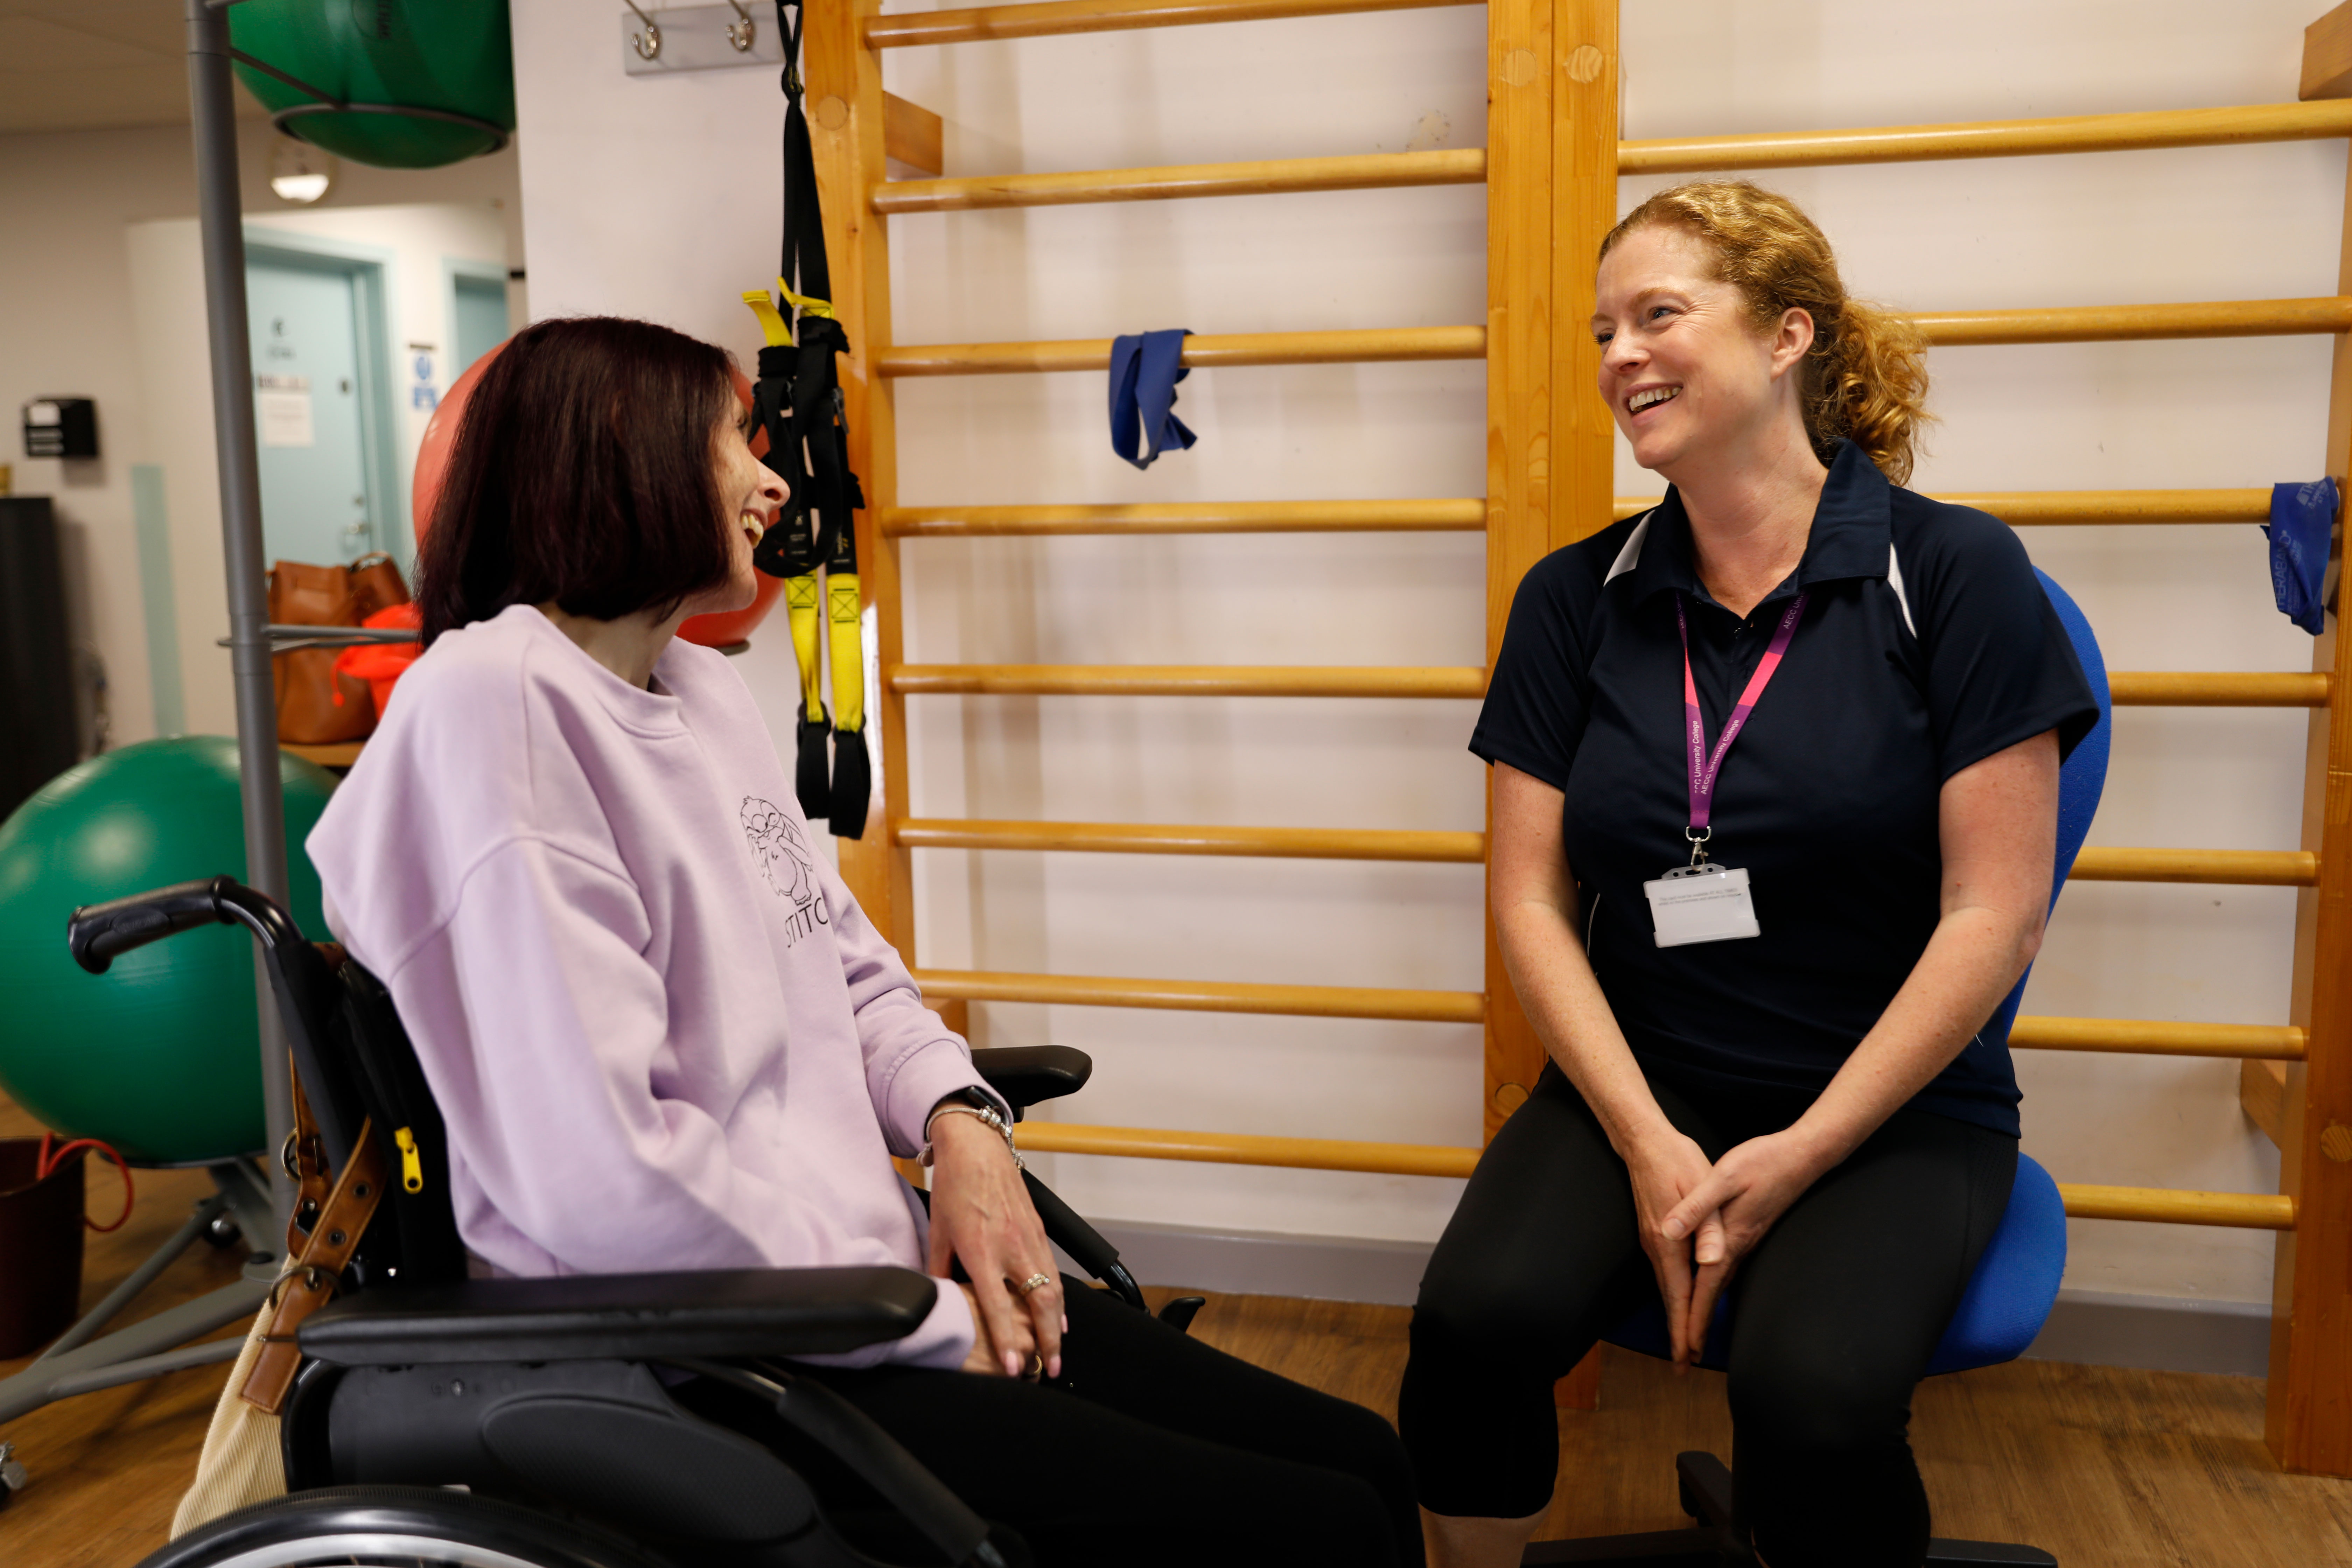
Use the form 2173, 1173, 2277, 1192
22, 398, 98, 460
0, 497, 80, 822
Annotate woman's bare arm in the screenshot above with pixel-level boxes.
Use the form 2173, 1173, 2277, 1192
1491, 760, 1721, 1362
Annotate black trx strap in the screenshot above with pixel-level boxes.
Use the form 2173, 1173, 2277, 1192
744, 0, 871, 837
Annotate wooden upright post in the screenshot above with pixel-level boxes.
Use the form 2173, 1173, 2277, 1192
1480, 0, 1555, 1154
806, 0, 917, 954
1485, 0, 1620, 1409
2267, 0, 2352, 1477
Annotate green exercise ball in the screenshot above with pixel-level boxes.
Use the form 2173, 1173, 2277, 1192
230, 0, 514, 170
0, 737, 338, 1164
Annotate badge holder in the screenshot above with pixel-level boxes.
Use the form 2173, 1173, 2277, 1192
1644, 827, 1761, 948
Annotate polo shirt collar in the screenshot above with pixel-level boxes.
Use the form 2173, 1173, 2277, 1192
1614, 441, 1892, 609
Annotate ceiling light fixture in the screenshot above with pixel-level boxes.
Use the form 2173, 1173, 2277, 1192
268, 136, 337, 205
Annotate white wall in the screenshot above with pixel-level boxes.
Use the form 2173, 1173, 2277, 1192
510, 0, 2336, 1308
0, 116, 520, 750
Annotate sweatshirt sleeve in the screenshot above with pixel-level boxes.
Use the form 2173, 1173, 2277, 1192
382, 834, 975, 1369
803, 841, 1009, 1156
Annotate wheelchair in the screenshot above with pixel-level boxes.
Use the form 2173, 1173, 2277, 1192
68, 875, 1204, 1568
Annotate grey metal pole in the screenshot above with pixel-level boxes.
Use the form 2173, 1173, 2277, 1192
187, 0, 296, 1244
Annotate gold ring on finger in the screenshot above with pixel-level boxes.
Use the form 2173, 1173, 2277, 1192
1016, 1272, 1053, 1297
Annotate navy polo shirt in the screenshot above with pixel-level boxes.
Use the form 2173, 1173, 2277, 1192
1471, 442, 2099, 1136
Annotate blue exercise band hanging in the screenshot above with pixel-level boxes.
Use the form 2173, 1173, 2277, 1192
1110, 329, 1196, 470
2265, 477, 2338, 637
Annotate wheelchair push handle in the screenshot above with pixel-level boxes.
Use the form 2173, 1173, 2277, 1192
69, 876, 237, 973
68, 875, 308, 973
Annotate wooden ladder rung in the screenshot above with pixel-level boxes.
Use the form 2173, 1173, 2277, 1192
1623, 99, 2352, 176
1007, 1122, 2302, 1226
888, 663, 2321, 710
888, 663, 1486, 698
875, 325, 1486, 377
866, 0, 1480, 48
875, 301, 2346, 380
1615, 488, 2274, 524
2059, 1183, 2297, 1230
897, 817, 1484, 861
912, 967, 1486, 1023
891, 490, 2262, 538
875, 148, 1483, 214
1016, 1121, 1482, 1178
2107, 672, 2329, 707
875, 103, 2352, 212
2010, 1015, 2306, 1059
883, 499, 1488, 537
2069, 847, 2317, 886
1914, 296, 2352, 344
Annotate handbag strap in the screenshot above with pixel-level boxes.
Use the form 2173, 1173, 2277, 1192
242, 1115, 388, 1414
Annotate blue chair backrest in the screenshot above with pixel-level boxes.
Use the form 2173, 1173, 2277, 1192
1607, 569, 2106, 1374
1977, 568, 2110, 1050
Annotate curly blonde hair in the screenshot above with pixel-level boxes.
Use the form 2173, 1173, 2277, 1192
1599, 181, 1931, 486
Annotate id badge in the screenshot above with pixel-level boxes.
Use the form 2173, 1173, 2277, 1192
1643, 864, 1760, 948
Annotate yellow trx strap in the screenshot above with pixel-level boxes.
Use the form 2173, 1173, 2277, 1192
787, 573, 824, 725
827, 571, 864, 735
743, 289, 793, 346
779, 277, 835, 322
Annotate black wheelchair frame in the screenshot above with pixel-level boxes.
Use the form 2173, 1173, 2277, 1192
68, 876, 1200, 1568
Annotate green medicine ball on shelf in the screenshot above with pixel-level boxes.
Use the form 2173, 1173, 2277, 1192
230, 0, 514, 170
0, 738, 339, 1164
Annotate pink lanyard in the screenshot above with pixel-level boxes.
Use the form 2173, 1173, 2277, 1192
1673, 590, 1807, 846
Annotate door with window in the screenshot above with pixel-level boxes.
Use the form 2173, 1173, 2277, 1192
246, 254, 383, 566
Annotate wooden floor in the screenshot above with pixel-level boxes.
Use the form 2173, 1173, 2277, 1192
5, 1077, 2350, 1566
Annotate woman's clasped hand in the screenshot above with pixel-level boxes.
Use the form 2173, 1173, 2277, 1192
926, 1106, 1066, 1380
1635, 1123, 1835, 1367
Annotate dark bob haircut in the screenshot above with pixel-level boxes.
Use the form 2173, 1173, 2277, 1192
416, 316, 738, 646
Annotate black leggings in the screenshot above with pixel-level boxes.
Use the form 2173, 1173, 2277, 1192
1398, 1063, 2015, 1568
684, 1276, 1422, 1568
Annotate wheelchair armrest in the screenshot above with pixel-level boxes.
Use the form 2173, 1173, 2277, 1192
298, 1266, 937, 1366
970, 1045, 1091, 1120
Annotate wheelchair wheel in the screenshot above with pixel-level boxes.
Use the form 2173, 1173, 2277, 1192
136, 1485, 678, 1568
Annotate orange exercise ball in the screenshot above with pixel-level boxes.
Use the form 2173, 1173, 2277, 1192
412, 346, 782, 648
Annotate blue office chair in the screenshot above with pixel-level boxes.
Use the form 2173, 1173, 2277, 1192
1535, 571, 2107, 1568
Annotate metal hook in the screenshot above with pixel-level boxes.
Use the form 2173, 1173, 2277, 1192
725, 0, 756, 50
624, 0, 662, 60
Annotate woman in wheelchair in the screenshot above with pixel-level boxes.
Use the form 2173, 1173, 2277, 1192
306, 316, 1420, 1567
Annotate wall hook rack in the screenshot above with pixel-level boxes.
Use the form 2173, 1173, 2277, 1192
620, 3, 784, 73
624, 0, 662, 59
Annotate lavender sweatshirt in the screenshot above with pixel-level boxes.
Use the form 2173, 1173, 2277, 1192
306, 604, 993, 1368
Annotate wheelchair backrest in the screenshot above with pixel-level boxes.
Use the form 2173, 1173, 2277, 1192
328, 956, 469, 1288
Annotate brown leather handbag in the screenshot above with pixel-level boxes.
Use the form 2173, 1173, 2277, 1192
269, 553, 411, 745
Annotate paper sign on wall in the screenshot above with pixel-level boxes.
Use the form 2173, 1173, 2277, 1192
257, 374, 314, 448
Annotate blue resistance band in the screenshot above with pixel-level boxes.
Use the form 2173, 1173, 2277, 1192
2264, 478, 2338, 636
1109, 329, 1197, 470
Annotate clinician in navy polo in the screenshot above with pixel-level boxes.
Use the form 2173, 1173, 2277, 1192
1400, 183, 2098, 1568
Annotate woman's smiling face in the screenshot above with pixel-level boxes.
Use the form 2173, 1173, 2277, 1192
706, 405, 787, 615
1592, 223, 1810, 480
